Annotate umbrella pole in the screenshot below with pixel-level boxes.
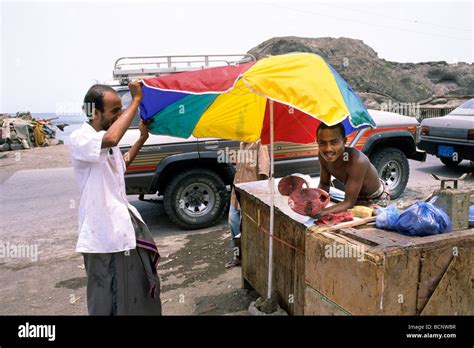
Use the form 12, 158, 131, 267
267, 99, 275, 300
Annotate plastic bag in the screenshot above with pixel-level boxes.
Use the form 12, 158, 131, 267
375, 204, 399, 230
469, 205, 474, 227
394, 201, 451, 236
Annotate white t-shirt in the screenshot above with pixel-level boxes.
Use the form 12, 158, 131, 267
70, 122, 144, 253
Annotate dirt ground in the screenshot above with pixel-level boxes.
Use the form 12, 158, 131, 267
0, 145, 72, 184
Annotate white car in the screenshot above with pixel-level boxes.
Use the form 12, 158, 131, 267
418, 99, 474, 167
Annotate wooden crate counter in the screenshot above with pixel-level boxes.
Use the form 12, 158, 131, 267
305, 223, 474, 315
235, 179, 474, 315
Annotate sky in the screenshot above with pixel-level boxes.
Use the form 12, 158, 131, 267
1, 0, 473, 113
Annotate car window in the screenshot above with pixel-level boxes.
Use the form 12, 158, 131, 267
118, 90, 140, 128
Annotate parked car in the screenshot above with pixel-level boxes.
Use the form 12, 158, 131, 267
108, 55, 426, 230
418, 99, 474, 167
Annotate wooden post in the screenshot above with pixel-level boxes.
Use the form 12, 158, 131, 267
267, 99, 275, 299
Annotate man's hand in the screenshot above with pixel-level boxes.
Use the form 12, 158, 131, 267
129, 80, 143, 102
138, 120, 150, 140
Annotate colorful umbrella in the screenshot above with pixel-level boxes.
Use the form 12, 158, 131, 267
139, 53, 376, 144
139, 52, 376, 302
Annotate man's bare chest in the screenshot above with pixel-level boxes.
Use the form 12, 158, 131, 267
326, 165, 348, 184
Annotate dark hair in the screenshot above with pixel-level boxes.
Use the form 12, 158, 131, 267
82, 84, 117, 118
316, 122, 346, 139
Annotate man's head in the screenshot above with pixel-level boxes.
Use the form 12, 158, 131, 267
316, 123, 347, 162
83, 84, 122, 131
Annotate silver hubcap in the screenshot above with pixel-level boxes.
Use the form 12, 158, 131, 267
381, 160, 401, 190
179, 183, 215, 217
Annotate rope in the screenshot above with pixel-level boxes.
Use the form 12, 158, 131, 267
244, 212, 305, 254
308, 286, 352, 315
244, 210, 353, 315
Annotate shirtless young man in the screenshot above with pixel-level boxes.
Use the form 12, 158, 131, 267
316, 122, 390, 218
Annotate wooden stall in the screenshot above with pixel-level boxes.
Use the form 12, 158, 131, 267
236, 180, 474, 316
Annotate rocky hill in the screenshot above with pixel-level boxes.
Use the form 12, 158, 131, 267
248, 37, 474, 109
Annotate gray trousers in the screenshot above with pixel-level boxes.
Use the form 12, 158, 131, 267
82, 212, 162, 315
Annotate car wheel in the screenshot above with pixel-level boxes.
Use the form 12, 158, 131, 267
439, 156, 462, 167
370, 147, 409, 199
163, 168, 228, 230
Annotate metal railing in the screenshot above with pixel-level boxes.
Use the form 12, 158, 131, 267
382, 106, 456, 121
113, 54, 256, 83
416, 107, 456, 121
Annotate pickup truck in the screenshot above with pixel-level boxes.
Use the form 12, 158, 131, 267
107, 55, 426, 230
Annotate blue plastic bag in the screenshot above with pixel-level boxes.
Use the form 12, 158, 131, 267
375, 204, 399, 230
469, 205, 474, 227
394, 201, 452, 236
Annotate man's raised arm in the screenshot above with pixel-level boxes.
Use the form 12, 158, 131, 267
102, 80, 143, 148
124, 120, 150, 167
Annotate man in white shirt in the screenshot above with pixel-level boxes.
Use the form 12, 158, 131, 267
70, 81, 162, 315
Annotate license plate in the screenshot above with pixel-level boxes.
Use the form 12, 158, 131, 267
437, 145, 454, 158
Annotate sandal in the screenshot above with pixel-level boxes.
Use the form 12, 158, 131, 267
225, 259, 241, 269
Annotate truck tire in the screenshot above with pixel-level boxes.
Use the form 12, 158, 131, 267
163, 168, 228, 230
439, 156, 462, 167
370, 147, 409, 199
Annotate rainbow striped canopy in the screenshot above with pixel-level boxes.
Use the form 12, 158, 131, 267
139, 53, 375, 144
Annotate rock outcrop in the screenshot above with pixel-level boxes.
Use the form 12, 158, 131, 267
248, 37, 474, 108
